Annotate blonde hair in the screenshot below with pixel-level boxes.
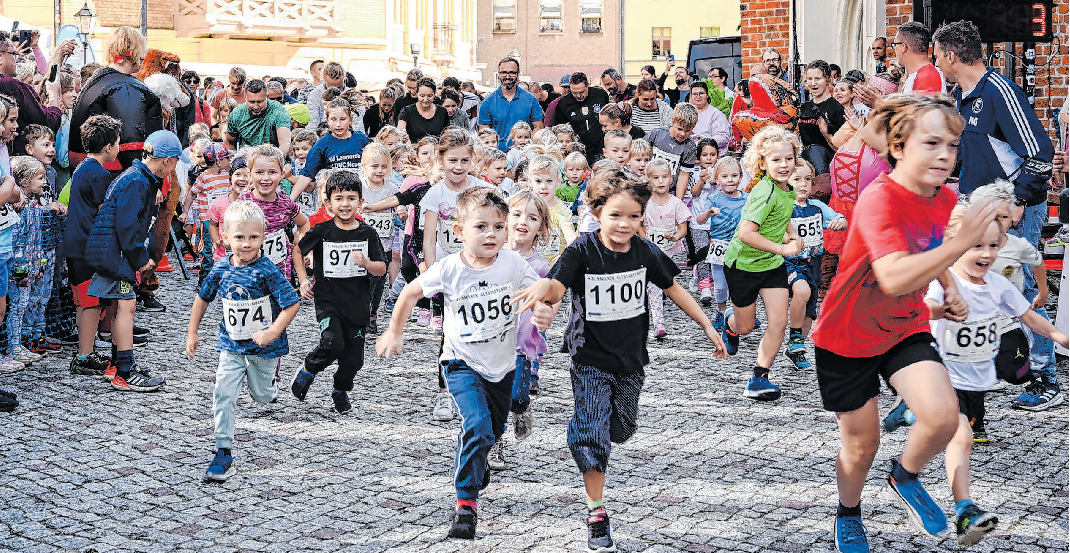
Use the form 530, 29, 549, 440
246, 144, 285, 172
968, 179, 1015, 210
11, 156, 44, 188
528, 154, 561, 179
375, 125, 403, 145
944, 202, 1007, 247
188, 123, 210, 144
712, 156, 743, 181
315, 169, 335, 212
223, 200, 267, 233
508, 121, 532, 142
742, 125, 803, 192
671, 102, 699, 129
361, 142, 392, 174
437, 127, 476, 158
644, 158, 671, 179
629, 138, 652, 158
563, 151, 589, 171
531, 128, 557, 146
508, 189, 551, 247
105, 26, 148, 67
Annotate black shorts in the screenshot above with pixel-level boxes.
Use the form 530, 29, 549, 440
815, 332, 942, 413
956, 389, 986, 431
66, 257, 94, 287
723, 262, 788, 308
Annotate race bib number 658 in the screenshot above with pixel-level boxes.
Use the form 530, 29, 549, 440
944, 316, 999, 363
584, 268, 646, 322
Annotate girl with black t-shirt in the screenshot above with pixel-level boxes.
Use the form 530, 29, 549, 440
797, 60, 846, 174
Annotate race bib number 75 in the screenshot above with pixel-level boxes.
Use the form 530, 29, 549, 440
584, 268, 646, 322
261, 229, 288, 264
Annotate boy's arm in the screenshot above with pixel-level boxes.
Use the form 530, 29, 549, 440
290, 175, 313, 199
376, 280, 425, 358
674, 170, 690, 200
1031, 264, 1048, 309
292, 212, 310, 245
1020, 309, 1069, 349
252, 302, 300, 347
291, 242, 312, 299
559, 215, 578, 244
925, 298, 945, 320
664, 281, 727, 358
672, 221, 688, 241
364, 195, 402, 212
514, 277, 567, 320
185, 296, 210, 357
208, 220, 221, 247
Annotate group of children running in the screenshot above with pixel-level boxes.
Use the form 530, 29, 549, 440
45, 87, 1066, 553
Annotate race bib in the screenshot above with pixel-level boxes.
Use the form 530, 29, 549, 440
792, 213, 823, 248
944, 316, 1000, 363
0, 204, 18, 231
363, 211, 394, 240
584, 268, 647, 322
452, 283, 515, 342
222, 296, 272, 341
295, 191, 317, 218
706, 239, 729, 265
537, 228, 562, 257
648, 227, 677, 252
322, 241, 369, 278
996, 315, 1020, 335
436, 219, 464, 254
260, 229, 288, 265
206, 187, 230, 206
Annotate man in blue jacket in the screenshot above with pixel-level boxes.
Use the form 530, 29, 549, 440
935, 20, 1061, 411
85, 130, 189, 392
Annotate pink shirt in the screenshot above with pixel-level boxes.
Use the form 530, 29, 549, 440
207, 195, 232, 261
644, 195, 691, 255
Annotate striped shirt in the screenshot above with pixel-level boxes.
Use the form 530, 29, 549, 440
191, 171, 232, 222
631, 101, 674, 134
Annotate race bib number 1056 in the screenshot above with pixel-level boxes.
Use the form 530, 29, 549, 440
452, 283, 514, 342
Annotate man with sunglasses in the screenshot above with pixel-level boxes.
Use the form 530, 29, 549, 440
182, 70, 212, 127
477, 57, 543, 151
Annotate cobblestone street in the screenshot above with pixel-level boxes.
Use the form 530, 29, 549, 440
0, 270, 1066, 553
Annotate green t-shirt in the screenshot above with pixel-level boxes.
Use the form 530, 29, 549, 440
724, 175, 796, 272
227, 100, 292, 149
555, 184, 580, 204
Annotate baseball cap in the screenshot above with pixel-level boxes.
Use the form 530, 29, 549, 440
285, 103, 311, 125
560, 74, 570, 86
144, 130, 191, 163
204, 143, 231, 164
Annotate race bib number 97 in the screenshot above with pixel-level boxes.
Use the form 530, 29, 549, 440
792, 214, 823, 248
261, 229, 288, 265
944, 316, 999, 363
223, 296, 272, 341
452, 283, 515, 342
584, 268, 647, 322
437, 220, 464, 254
322, 241, 369, 278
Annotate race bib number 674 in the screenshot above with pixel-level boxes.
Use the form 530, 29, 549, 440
584, 268, 647, 322
222, 296, 272, 340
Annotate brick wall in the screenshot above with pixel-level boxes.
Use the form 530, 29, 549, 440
95, 0, 140, 28
149, 1, 173, 30
739, 1, 791, 75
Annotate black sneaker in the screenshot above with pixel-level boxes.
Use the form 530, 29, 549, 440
133, 325, 150, 337
291, 369, 315, 401
111, 366, 165, 392
70, 352, 113, 376
56, 334, 79, 346
587, 509, 617, 552
367, 317, 378, 335
956, 503, 997, 546
133, 334, 149, 347
0, 394, 17, 412
0, 388, 16, 400
138, 295, 166, 312
447, 506, 477, 539
331, 390, 352, 414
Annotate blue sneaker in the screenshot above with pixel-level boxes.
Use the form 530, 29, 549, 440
786, 350, 811, 370
712, 311, 726, 333
786, 334, 806, 354
721, 309, 739, 355
887, 459, 948, 536
291, 368, 316, 401
331, 390, 352, 414
743, 375, 781, 401
882, 396, 916, 433
204, 449, 234, 482
1011, 376, 1064, 411
835, 515, 870, 553
384, 297, 397, 313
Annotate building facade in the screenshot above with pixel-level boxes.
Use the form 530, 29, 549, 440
475, 0, 621, 86
0, 0, 483, 86
621, 0, 740, 82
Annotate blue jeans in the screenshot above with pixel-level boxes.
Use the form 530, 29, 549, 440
511, 355, 531, 413
213, 351, 279, 449
442, 359, 514, 499
199, 220, 214, 272
1013, 203, 1057, 381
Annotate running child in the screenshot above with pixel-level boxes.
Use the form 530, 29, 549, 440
552, 124, 574, 145
513, 168, 727, 553
291, 170, 387, 412
288, 129, 319, 217
481, 149, 518, 198
627, 138, 652, 179
529, 154, 578, 262
720, 125, 804, 401
810, 94, 1001, 553
183, 143, 232, 279
644, 158, 691, 339
359, 142, 399, 332
505, 122, 532, 171
375, 125, 403, 149
694, 156, 747, 327
559, 152, 589, 206
477, 128, 499, 152
186, 200, 301, 482
207, 155, 253, 263
783, 160, 846, 370
645, 103, 699, 200
239, 144, 310, 279
687, 137, 722, 305
377, 187, 543, 540
290, 98, 371, 201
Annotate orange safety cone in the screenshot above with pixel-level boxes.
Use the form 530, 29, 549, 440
156, 255, 175, 272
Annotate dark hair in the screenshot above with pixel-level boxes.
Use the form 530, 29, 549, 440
270, 76, 288, 88
80, 115, 123, 154
587, 168, 652, 216
709, 67, 729, 81
843, 69, 867, 84
244, 79, 267, 94
456, 186, 508, 222
325, 169, 362, 198
442, 76, 461, 90
933, 20, 984, 65
440, 89, 461, 105
804, 60, 831, 79
600, 68, 622, 81
541, 83, 554, 94
322, 86, 343, 102
181, 70, 200, 85
309, 59, 324, 70
635, 79, 659, 99
689, 81, 710, 103
498, 57, 520, 71
696, 137, 720, 157
569, 72, 589, 86
600, 102, 633, 126
513, 158, 531, 180
317, 121, 330, 136
829, 64, 841, 75
21, 124, 54, 150
641, 65, 656, 76
344, 72, 357, 88
897, 21, 932, 53
417, 77, 437, 95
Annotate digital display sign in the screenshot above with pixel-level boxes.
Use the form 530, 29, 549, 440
918, 0, 1053, 43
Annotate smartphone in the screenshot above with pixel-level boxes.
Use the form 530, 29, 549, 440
47, 64, 58, 83
17, 29, 32, 47
667, 54, 675, 62
739, 78, 751, 98
10, 21, 17, 33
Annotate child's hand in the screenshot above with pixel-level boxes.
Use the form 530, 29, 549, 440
1031, 293, 1047, 310
702, 325, 729, 359
1053, 331, 1069, 350
827, 219, 847, 231
353, 251, 368, 267
941, 286, 969, 322
251, 328, 277, 347
138, 259, 156, 272
662, 230, 676, 241
532, 302, 555, 332
781, 236, 804, 257
185, 333, 199, 358
299, 279, 314, 300
699, 168, 709, 182
707, 207, 721, 217
375, 331, 404, 358
304, 253, 313, 269
45, 202, 67, 216
512, 280, 552, 314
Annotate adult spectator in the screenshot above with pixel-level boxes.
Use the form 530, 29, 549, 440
393, 68, 424, 121
398, 77, 449, 143
552, 72, 610, 163
631, 79, 673, 132
307, 61, 346, 128
935, 19, 1059, 411
640, 65, 658, 83
706, 67, 734, 116
298, 59, 324, 104
442, 76, 481, 127
761, 48, 790, 84
363, 86, 398, 137
797, 60, 845, 174
0, 32, 72, 155
533, 83, 560, 114
440, 89, 469, 129
556, 74, 570, 95
201, 76, 215, 100
266, 79, 297, 104
223, 79, 292, 153
69, 26, 163, 172
478, 57, 543, 150
600, 68, 635, 103
893, 21, 944, 95
657, 63, 690, 107
688, 81, 731, 150
598, 102, 644, 140
211, 66, 247, 124
182, 71, 211, 125
872, 37, 889, 74
460, 81, 483, 101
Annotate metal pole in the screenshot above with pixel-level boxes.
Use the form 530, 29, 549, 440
140, 0, 148, 36
169, 225, 190, 280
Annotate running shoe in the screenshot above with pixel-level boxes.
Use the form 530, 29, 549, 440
699, 288, 713, 307
529, 374, 540, 395
882, 396, 915, 433
743, 375, 781, 401
654, 324, 667, 341
0, 356, 24, 374
111, 367, 165, 392
712, 311, 726, 334
835, 515, 870, 553
384, 297, 397, 313
1012, 376, 1064, 411
786, 350, 811, 370
416, 308, 432, 327
721, 309, 739, 355
332, 390, 352, 414
0, 388, 17, 400
988, 380, 1009, 391
291, 369, 316, 401
786, 334, 806, 354
955, 503, 998, 546
432, 392, 455, 421
366, 316, 378, 336
886, 458, 948, 536
1043, 225, 1068, 255
203, 449, 235, 482
447, 505, 477, 539
972, 429, 989, 444
514, 406, 534, 440
586, 509, 617, 553
56, 334, 79, 346
11, 346, 41, 365
137, 295, 167, 312
98, 326, 150, 340
0, 393, 16, 412
102, 364, 116, 383
487, 441, 506, 471
69, 352, 112, 377
431, 315, 444, 332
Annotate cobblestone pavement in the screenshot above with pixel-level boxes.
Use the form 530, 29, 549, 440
0, 270, 1066, 553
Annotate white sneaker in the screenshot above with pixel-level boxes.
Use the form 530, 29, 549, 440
699, 287, 713, 306
432, 392, 455, 421
11, 347, 41, 365
487, 440, 506, 470
0, 356, 24, 373
431, 316, 444, 332
416, 309, 432, 327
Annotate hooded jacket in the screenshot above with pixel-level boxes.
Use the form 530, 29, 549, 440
68, 68, 163, 172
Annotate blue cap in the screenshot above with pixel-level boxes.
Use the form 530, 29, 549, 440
560, 74, 571, 86
144, 130, 191, 163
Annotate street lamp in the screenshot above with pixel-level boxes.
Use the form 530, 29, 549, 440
509, 45, 522, 76
410, 42, 420, 69
75, 1, 96, 65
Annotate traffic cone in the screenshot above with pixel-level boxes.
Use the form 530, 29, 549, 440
156, 255, 175, 272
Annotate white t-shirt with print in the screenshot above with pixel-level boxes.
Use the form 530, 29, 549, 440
991, 234, 1042, 292
418, 176, 493, 259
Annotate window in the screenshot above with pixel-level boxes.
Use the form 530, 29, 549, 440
580, 0, 602, 33
493, 0, 516, 32
540, 0, 563, 33
700, 26, 720, 38
652, 27, 671, 59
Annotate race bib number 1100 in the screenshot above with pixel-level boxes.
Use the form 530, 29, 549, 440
584, 268, 647, 322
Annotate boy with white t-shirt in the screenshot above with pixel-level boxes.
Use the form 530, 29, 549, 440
378, 187, 542, 540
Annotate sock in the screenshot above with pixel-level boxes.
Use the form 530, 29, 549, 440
111, 342, 118, 362
954, 499, 975, 518
790, 327, 802, 337
837, 502, 861, 518
76, 354, 89, 361
114, 349, 135, 376
891, 459, 918, 483
753, 366, 768, 379
588, 505, 607, 518
457, 498, 477, 511
587, 498, 603, 511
